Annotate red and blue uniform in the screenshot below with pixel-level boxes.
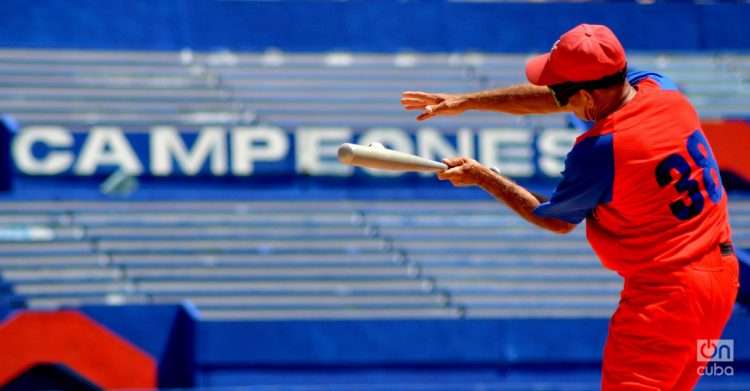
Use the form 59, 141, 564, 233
534, 69, 739, 390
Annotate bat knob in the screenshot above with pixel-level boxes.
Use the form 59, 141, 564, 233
337, 143, 355, 164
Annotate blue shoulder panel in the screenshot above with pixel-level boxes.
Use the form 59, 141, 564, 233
627, 68, 679, 91
533, 134, 615, 224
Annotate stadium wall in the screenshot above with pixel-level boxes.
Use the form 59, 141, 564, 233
0, 1, 749, 52
8, 119, 749, 191
1, 304, 749, 388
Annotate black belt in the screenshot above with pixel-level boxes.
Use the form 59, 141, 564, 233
720, 242, 734, 256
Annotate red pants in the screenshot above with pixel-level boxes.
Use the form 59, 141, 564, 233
601, 246, 739, 391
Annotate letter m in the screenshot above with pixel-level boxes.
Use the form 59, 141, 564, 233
150, 127, 227, 176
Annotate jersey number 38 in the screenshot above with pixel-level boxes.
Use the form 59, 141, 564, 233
655, 130, 723, 221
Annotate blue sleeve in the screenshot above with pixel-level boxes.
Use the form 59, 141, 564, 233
627, 68, 679, 91
533, 134, 614, 224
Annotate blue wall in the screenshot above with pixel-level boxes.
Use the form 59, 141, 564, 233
195, 309, 750, 386
2, 304, 749, 387
197, 318, 604, 366
80, 305, 198, 388
0, 1, 749, 52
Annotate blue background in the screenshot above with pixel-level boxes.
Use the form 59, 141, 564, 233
1, 1, 749, 52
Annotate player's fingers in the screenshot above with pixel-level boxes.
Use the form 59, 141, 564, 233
437, 174, 460, 182
401, 103, 428, 110
437, 165, 460, 180
416, 111, 435, 121
401, 91, 439, 102
400, 97, 428, 106
418, 103, 445, 119
426, 103, 446, 113
443, 166, 465, 178
403, 101, 429, 111
442, 157, 467, 167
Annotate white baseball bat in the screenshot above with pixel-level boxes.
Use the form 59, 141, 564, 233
337, 143, 448, 172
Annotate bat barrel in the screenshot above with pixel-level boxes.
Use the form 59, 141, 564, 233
337, 143, 357, 164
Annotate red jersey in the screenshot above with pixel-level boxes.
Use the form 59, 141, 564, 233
534, 69, 732, 277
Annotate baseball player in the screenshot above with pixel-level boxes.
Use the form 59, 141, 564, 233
401, 24, 739, 390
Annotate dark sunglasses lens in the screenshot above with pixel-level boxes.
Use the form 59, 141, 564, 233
550, 85, 574, 106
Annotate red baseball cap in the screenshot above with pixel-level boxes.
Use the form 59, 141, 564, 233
525, 24, 627, 86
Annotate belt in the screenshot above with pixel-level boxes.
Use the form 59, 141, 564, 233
720, 242, 734, 256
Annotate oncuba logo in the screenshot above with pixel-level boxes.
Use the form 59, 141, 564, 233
697, 339, 734, 377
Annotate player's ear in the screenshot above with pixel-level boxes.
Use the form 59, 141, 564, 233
566, 90, 590, 119
567, 90, 591, 112
578, 89, 595, 107
566, 89, 585, 108
579, 89, 599, 121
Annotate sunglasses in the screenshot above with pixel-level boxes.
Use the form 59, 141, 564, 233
549, 83, 580, 107
548, 67, 628, 107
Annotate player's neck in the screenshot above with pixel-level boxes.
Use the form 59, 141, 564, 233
594, 84, 637, 121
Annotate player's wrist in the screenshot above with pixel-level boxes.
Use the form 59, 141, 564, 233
455, 95, 474, 112
473, 164, 496, 188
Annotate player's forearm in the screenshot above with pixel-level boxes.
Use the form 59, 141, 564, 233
460, 84, 564, 115
475, 167, 575, 234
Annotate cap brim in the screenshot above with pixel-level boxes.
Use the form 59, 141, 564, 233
525, 53, 566, 86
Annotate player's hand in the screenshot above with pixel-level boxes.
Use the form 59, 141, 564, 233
437, 157, 486, 187
400, 91, 468, 121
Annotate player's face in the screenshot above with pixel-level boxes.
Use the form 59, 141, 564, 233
567, 90, 596, 121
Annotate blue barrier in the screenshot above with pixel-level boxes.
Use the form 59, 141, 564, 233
195, 308, 750, 386
0, 304, 198, 388
0, 1, 749, 52
196, 318, 608, 367
1, 304, 748, 387
79, 304, 197, 388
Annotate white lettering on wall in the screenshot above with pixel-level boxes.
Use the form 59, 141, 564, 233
479, 128, 534, 177
13, 126, 74, 175
538, 129, 576, 177
151, 127, 227, 176
10, 125, 577, 179
74, 127, 143, 175
296, 127, 352, 176
231, 126, 288, 175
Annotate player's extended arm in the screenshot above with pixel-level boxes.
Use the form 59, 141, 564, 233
401, 84, 563, 121
438, 157, 576, 234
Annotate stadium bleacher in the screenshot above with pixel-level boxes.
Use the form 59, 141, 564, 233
0, 50, 749, 129
0, 198, 748, 320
